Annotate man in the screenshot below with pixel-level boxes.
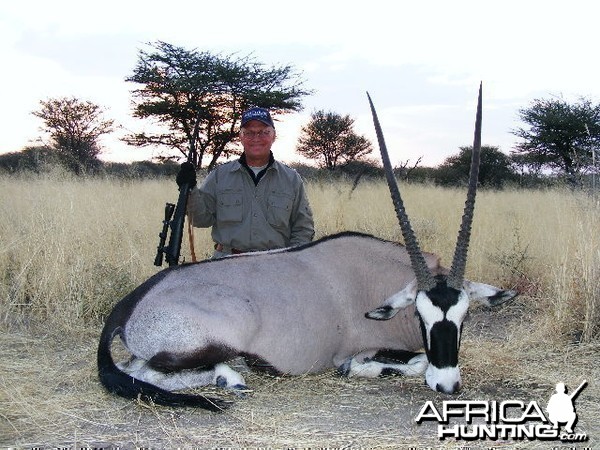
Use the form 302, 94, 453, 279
546, 382, 581, 434
177, 107, 314, 258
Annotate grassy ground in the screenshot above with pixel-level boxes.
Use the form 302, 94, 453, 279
1, 171, 598, 448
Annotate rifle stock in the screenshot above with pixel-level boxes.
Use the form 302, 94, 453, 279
154, 180, 192, 267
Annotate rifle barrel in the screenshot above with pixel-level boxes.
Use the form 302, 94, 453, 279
569, 380, 588, 400
164, 182, 191, 267
154, 203, 176, 267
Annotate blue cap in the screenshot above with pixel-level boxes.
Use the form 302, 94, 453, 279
241, 107, 275, 128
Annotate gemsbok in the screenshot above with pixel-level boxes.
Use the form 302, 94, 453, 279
97, 84, 517, 411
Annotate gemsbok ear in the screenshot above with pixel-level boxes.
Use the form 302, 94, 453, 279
365, 280, 418, 320
463, 281, 518, 307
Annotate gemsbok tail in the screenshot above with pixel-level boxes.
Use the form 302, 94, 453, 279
97, 318, 231, 412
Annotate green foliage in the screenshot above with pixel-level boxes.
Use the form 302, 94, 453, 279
435, 145, 517, 188
512, 96, 600, 185
99, 160, 180, 179
404, 166, 438, 184
124, 41, 313, 170
296, 110, 372, 170
0, 150, 181, 179
290, 160, 383, 184
31, 97, 114, 173
0, 146, 572, 191
0, 146, 61, 173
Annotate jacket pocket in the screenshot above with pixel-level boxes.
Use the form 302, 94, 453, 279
267, 191, 293, 230
217, 191, 243, 223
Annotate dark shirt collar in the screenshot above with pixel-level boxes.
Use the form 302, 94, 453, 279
239, 151, 275, 169
238, 152, 275, 185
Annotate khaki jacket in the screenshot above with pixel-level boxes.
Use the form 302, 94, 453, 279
188, 155, 314, 253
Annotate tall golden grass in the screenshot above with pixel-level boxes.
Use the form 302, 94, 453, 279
2, 170, 599, 447
0, 170, 598, 343
309, 179, 600, 343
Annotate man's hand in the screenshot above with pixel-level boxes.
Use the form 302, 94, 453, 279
176, 162, 197, 188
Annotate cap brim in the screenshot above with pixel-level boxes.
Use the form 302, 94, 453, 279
241, 118, 274, 128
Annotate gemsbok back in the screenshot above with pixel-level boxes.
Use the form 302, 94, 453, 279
97, 84, 517, 411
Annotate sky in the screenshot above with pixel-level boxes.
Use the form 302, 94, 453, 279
1, 0, 599, 167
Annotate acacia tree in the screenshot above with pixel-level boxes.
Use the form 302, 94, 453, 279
436, 146, 516, 188
124, 41, 312, 170
296, 110, 373, 170
32, 97, 114, 173
512, 96, 600, 185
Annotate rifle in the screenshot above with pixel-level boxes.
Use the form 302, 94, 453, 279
154, 163, 195, 267
569, 380, 587, 401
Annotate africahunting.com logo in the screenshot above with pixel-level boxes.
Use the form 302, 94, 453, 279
416, 380, 589, 443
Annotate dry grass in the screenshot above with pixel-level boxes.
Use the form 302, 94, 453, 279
1, 171, 599, 448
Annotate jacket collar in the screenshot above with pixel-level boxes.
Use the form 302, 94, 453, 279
237, 151, 276, 185
238, 151, 275, 170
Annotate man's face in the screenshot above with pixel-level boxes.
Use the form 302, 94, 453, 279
240, 121, 275, 165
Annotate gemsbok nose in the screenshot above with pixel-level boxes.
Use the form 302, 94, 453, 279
436, 381, 461, 395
